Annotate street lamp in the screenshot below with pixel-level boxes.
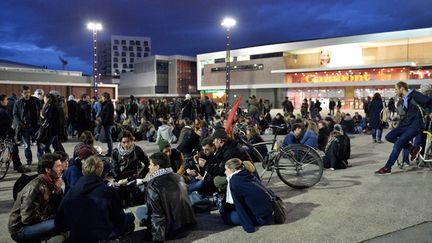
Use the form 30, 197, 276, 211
87, 22, 102, 98
221, 17, 236, 110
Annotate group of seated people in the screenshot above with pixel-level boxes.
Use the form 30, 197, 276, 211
8, 127, 281, 242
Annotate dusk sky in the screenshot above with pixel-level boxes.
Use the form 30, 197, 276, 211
0, 0, 431, 74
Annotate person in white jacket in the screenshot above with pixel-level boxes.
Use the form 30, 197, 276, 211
156, 120, 177, 144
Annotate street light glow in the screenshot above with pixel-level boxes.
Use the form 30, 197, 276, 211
221, 17, 236, 29
87, 22, 103, 31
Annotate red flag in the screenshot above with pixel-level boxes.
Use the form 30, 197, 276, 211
225, 96, 243, 138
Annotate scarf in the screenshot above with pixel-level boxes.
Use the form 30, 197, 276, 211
117, 143, 135, 157
149, 167, 174, 181
39, 173, 60, 192
225, 170, 242, 204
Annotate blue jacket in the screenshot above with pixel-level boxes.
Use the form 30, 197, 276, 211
55, 175, 126, 242
301, 130, 318, 149
230, 170, 273, 233
63, 158, 82, 194
282, 132, 298, 147
399, 90, 432, 129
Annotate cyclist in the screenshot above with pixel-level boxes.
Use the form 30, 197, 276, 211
375, 81, 432, 175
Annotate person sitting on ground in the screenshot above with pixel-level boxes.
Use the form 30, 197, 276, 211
64, 145, 98, 193
177, 119, 201, 158
111, 130, 150, 181
257, 114, 270, 134
340, 113, 355, 134
334, 124, 351, 165
220, 158, 273, 233
317, 121, 330, 152
55, 155, 135, 242
282, 123, 302, 148
323, 130, 349, 170
189, 137, 218, 194
9, 153, 64, 242
136, 152, 196, 242
271, 113, 287, 134
155, 119, 177, 144
72, 130, 96, 159
158, 138, 185, 173
300, 120, 319, 149
246, 125, 268, 162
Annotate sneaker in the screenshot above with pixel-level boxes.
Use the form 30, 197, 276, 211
410, 146, 422, 162
375, 167, 391, 175
377, 140, 383, 144
16, 165, 31, 173
329, 168, 335, 171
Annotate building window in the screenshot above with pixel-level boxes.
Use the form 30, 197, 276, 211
137, 47, 142, 52
122, 46, 127, 51
115, 69, 120, 74
121, 52, 126, 57
114, 51, 119, 57
130, 58, 134, 63
130, 40, 134, 45
121, 40, 126, 45
113, 57, 118, 62
129, 46, 133, 51
144, 53, 149, 57
145, 47, 150, 52
136, 40, 141, 45
123, 64, 128, 68
113, 63, 118, 68
114, 40, 119, 44
137, 53, 141, 57
121, 58, 126, 62
113, 45, 118, 50
144, 41, 148, 46
130, 52, 135, 57
210, 64, 264, 72
129, 64, 133, 68
122, 70, 126, 73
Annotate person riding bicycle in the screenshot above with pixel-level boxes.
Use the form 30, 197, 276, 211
375, 81, 432, 175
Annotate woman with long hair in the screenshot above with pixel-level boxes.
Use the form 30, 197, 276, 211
300, 120, 319, 149
368, 93, 384, 143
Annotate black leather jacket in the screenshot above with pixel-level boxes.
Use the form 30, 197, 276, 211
13, 96, 41, 128
146, 173, 196, 242
111, 145, 149, 180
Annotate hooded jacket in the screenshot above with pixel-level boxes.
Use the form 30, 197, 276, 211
55, 175, 126, 242
156, 124, 176, 144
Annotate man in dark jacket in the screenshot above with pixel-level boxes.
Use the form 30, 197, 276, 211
282, 97, 294, 115
9, 153, 63, 242
98, 92, 115, 156
55, 155, 135, 242
181, 94, 195, 120
136, 152, 196, 242
67, 95, 77, 137
0, 94, 30, 173
13, 85, 42, 165
203, 96, 216, 122
329, 99, 336, 115
75, 94, 92, 136
376, 81, 432, 175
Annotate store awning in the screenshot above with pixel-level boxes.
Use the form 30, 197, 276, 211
271, 62, 417, 74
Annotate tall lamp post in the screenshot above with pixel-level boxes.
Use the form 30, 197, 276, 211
221, 17, 236, 110
87, 22, 102, 98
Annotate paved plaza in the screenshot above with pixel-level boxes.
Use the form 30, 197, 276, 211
0, 131, 431, 242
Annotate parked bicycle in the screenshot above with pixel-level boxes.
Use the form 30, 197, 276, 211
0, 139, 14, 180
235, 125, 323, 189
397, 130, 432, 169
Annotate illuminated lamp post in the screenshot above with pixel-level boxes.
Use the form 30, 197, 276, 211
87, 22, 102, 98
221, 17, 236, 110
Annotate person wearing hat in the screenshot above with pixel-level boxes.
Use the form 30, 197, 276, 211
198, 129, 252, 192
158, 138, 184, 173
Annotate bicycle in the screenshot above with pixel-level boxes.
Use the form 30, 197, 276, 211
235, 125, 324, 189
0, 139, 14, 180
397, 130, 432, 169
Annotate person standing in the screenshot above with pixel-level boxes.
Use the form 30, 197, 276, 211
387, 97, 396, 119
13, 86, 42, 165
282, 97, 294, 116
309, 99, 316, 120
126, 95, 139, 128
329, 99, 336, 116
67, 95, 77, 137
336, 98, 342, 112
97, 92, 115, 156
300, 99, 309, 118
182, 94, 196, 120
368, 93, 385, 143
75, 94, 92, 137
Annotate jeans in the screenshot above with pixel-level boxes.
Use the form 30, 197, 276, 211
11, 219, 57, 243
385, 126, 422, 169
37, 135, 60, 161
371, 128, 383, 142
136, 205, 148, 223
221, 209, 241, 226
103, 125, 113, 155
12, 144, 23, 169
188, 178, 205, 194
21, 127, 35, 164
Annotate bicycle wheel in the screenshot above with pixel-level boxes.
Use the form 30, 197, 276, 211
424, 145, 432, 169
0, 160, 10, 180
276, 144, 323, 189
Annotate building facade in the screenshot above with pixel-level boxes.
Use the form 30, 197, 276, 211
119, 55, 197, 98
197, 28, 432, 110
0, 60, 117, 99
98, 35, 151, 81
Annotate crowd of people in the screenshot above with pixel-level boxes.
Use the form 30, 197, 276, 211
2, 81, 432, 242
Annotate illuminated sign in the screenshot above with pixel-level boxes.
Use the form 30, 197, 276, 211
305, 73, 370, 83
320, 50, 331, 65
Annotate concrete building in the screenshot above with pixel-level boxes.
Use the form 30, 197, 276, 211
98, 35, 151, 82
0, 59, 117, 99
197, 27, 432, 110
119, 55, 197, 98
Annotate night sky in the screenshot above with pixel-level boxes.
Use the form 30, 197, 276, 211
0, 0, 430, 74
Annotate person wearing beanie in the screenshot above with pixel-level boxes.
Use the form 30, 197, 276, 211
63, 144, 98, 193
158, 139, 185, 173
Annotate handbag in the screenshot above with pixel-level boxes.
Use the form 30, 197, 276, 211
35, 122, 49, 143
252, 181, 287, 224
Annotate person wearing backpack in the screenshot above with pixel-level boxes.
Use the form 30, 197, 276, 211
375, 81, 432, 175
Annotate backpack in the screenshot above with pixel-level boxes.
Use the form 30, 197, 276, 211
13, 174, 38, 200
